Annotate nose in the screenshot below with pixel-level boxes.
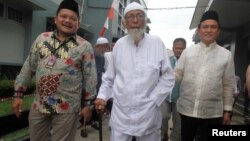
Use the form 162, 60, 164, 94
207, 27, 212, 32
65, 17, 70, 22
132, 17, 138, 22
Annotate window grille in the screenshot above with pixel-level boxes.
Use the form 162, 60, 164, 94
8, 7, 22, 23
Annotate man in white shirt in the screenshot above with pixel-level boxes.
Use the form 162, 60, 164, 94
103, 37, 119, 116
161, 38, 186, 141
175, 10, 235, 141
95, 2, 175, 141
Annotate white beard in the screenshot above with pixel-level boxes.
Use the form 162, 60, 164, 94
127, 27, 145, 43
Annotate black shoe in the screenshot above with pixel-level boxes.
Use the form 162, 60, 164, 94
81, 129, 88, 137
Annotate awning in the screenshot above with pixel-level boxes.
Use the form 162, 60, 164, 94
190, 0, 250, 44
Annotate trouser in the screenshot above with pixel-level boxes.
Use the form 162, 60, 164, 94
161, 102, 170, 140
168, 102, 181, 141
180, 114, 222, 141
110, 128, 161, 141
161, 101, 181, 141
244, 91, 250, 116
29, 109, 78, 141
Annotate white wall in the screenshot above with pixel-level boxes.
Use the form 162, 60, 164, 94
0, 19, 25, 64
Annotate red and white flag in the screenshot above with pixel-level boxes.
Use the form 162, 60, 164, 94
99, 0, 119, 36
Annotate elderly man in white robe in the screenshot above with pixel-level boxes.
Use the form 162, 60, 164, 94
95, 2, 175, 141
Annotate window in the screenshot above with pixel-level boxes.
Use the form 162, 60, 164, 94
118, 27, 121, 35
118, 15, 121, 24
0, 3, 3, 17
8, 7, 22, 23
124, 0, 127, 6
119, 3, 122, 15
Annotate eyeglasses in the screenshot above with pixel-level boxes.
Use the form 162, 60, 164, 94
125, 14, 145, 21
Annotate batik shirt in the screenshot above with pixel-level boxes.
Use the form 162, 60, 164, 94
14, 31, 97, 114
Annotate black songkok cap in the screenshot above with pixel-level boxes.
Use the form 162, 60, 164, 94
200, 10, 220, 24
56, 0, 79, 18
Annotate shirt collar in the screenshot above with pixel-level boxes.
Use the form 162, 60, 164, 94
52, 30, 77, 43
199, 41, 216, 49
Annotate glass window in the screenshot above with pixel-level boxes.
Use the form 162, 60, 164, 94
8, 7, 23, 23
0, 3, 3, 17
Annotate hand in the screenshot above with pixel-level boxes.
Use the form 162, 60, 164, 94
81, 106, 92, 123
12, 98, 23, 118
94, 98, 106, 113
222, 111, 231, 125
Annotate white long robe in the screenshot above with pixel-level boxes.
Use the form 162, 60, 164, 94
97, 34, 175, 136
104, 51, 112, 71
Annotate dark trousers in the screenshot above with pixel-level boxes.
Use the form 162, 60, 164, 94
180, 114, 222, 141
244, 91, 250, 116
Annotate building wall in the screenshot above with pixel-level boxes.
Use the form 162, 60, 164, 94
0, 0, 147, 65
30, 0, 58, 49
83, 0, 113, 44
0, 0, 34, 65
0, 19, 25, 64
0, 0, 44, 78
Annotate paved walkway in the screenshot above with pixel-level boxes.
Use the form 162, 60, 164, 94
74, 108, 246, 141
75, 116, 110, 141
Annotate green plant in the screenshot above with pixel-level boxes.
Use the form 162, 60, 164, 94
0, 78, 36, 98
0, 74, 8, 80
0, 79, 13, 89
0, 79, 14, 98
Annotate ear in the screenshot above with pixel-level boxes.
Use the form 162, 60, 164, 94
77, 21, 80, 29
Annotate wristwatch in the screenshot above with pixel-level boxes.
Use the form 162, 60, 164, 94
84, 101, 93, 106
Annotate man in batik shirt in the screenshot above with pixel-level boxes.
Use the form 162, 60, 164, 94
12, 0, 97, 141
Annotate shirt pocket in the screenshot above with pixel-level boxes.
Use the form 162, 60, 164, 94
141, 62, 161, 84
145, 62, 161, 75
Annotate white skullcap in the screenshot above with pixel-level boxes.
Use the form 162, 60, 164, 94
96, 37, 109, 45
124, 2, 145, 16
